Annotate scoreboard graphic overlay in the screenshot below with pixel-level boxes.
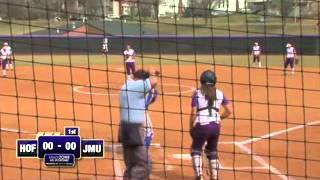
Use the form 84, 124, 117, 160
16, 127, 104, 167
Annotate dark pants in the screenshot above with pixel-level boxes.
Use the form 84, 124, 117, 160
253, 55, 260, 63
0, 59, 7, 70
102, 49, 108, 54
8, 58, 12, 64
191, 122, 220, 160
120, 122, 152, 180
123, 146, 151, 180
126, 62, 136, 75
284, 58, 294, 69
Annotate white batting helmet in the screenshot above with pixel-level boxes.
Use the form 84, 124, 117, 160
254, 42, 259, 46
3, 42, 8, 46
286, 43, 291, 48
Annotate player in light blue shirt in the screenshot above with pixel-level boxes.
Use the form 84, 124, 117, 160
119, 68, 159, 180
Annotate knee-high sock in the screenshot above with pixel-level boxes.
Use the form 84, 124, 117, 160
192, 155, 203, 177
208, 159, 219, 180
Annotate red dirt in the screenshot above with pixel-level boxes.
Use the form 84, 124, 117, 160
0, 64, 319, 180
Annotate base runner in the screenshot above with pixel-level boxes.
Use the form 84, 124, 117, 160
252, 42, 262, 68
123, 44, 136, 78
190, 70, 232, 180
284, 43, 297, 75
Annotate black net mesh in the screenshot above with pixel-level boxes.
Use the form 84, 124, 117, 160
0, 0, 319, 179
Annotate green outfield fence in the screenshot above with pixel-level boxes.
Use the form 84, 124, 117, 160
0, 35, 319, 55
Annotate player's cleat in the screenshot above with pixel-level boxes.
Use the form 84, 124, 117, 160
195, 175, 204, 180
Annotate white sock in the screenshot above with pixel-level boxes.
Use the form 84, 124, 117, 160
9, 64, 13, 70
2, 70, 6, 76
291, 68, 295, 74
258, 62, 261, 68
5, 64, 9, 70
192, 155, 203, 178
208, 159, 219, 180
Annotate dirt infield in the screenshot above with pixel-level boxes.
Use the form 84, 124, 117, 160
0, 64, 320, 180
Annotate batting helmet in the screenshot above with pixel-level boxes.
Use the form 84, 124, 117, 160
3, 42, 8, 46
200, 70, 217, 86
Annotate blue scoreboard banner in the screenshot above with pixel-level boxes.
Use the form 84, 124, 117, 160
16, 126, 104, 167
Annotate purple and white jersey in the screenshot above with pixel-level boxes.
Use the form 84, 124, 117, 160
191, 89, 229, 125
0, 47, 9, 60
286, 47, 296, 58
123, 49, 135, 62
252, 45, 261, 56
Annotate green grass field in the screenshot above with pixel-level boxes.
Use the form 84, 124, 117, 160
142, 15, 319, 36
13, 54, 320, 69
0, 14, 319, 36
0, 20, 66, 35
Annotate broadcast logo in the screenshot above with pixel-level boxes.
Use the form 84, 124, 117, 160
16, 127, 104, 167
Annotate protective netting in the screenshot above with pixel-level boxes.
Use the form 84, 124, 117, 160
0, 0, 320, 179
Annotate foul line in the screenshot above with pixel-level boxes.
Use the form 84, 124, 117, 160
239, 120, 320, 145
236, 143, 289, 180
233, 120, 320, 180
0, 128, 35, 134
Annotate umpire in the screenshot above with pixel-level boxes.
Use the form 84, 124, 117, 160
119, 69, 158, 180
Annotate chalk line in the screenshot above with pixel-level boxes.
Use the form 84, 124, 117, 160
239, 120, 320, 145
0, 128, 35, 134
236, 143, 290, 180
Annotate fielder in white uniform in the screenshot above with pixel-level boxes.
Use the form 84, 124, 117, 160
102, 37, 108, 54
0, 42, 11, 77
252, 42, 262, 68
284, 43, 297, 75
123, 45, 136, 78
